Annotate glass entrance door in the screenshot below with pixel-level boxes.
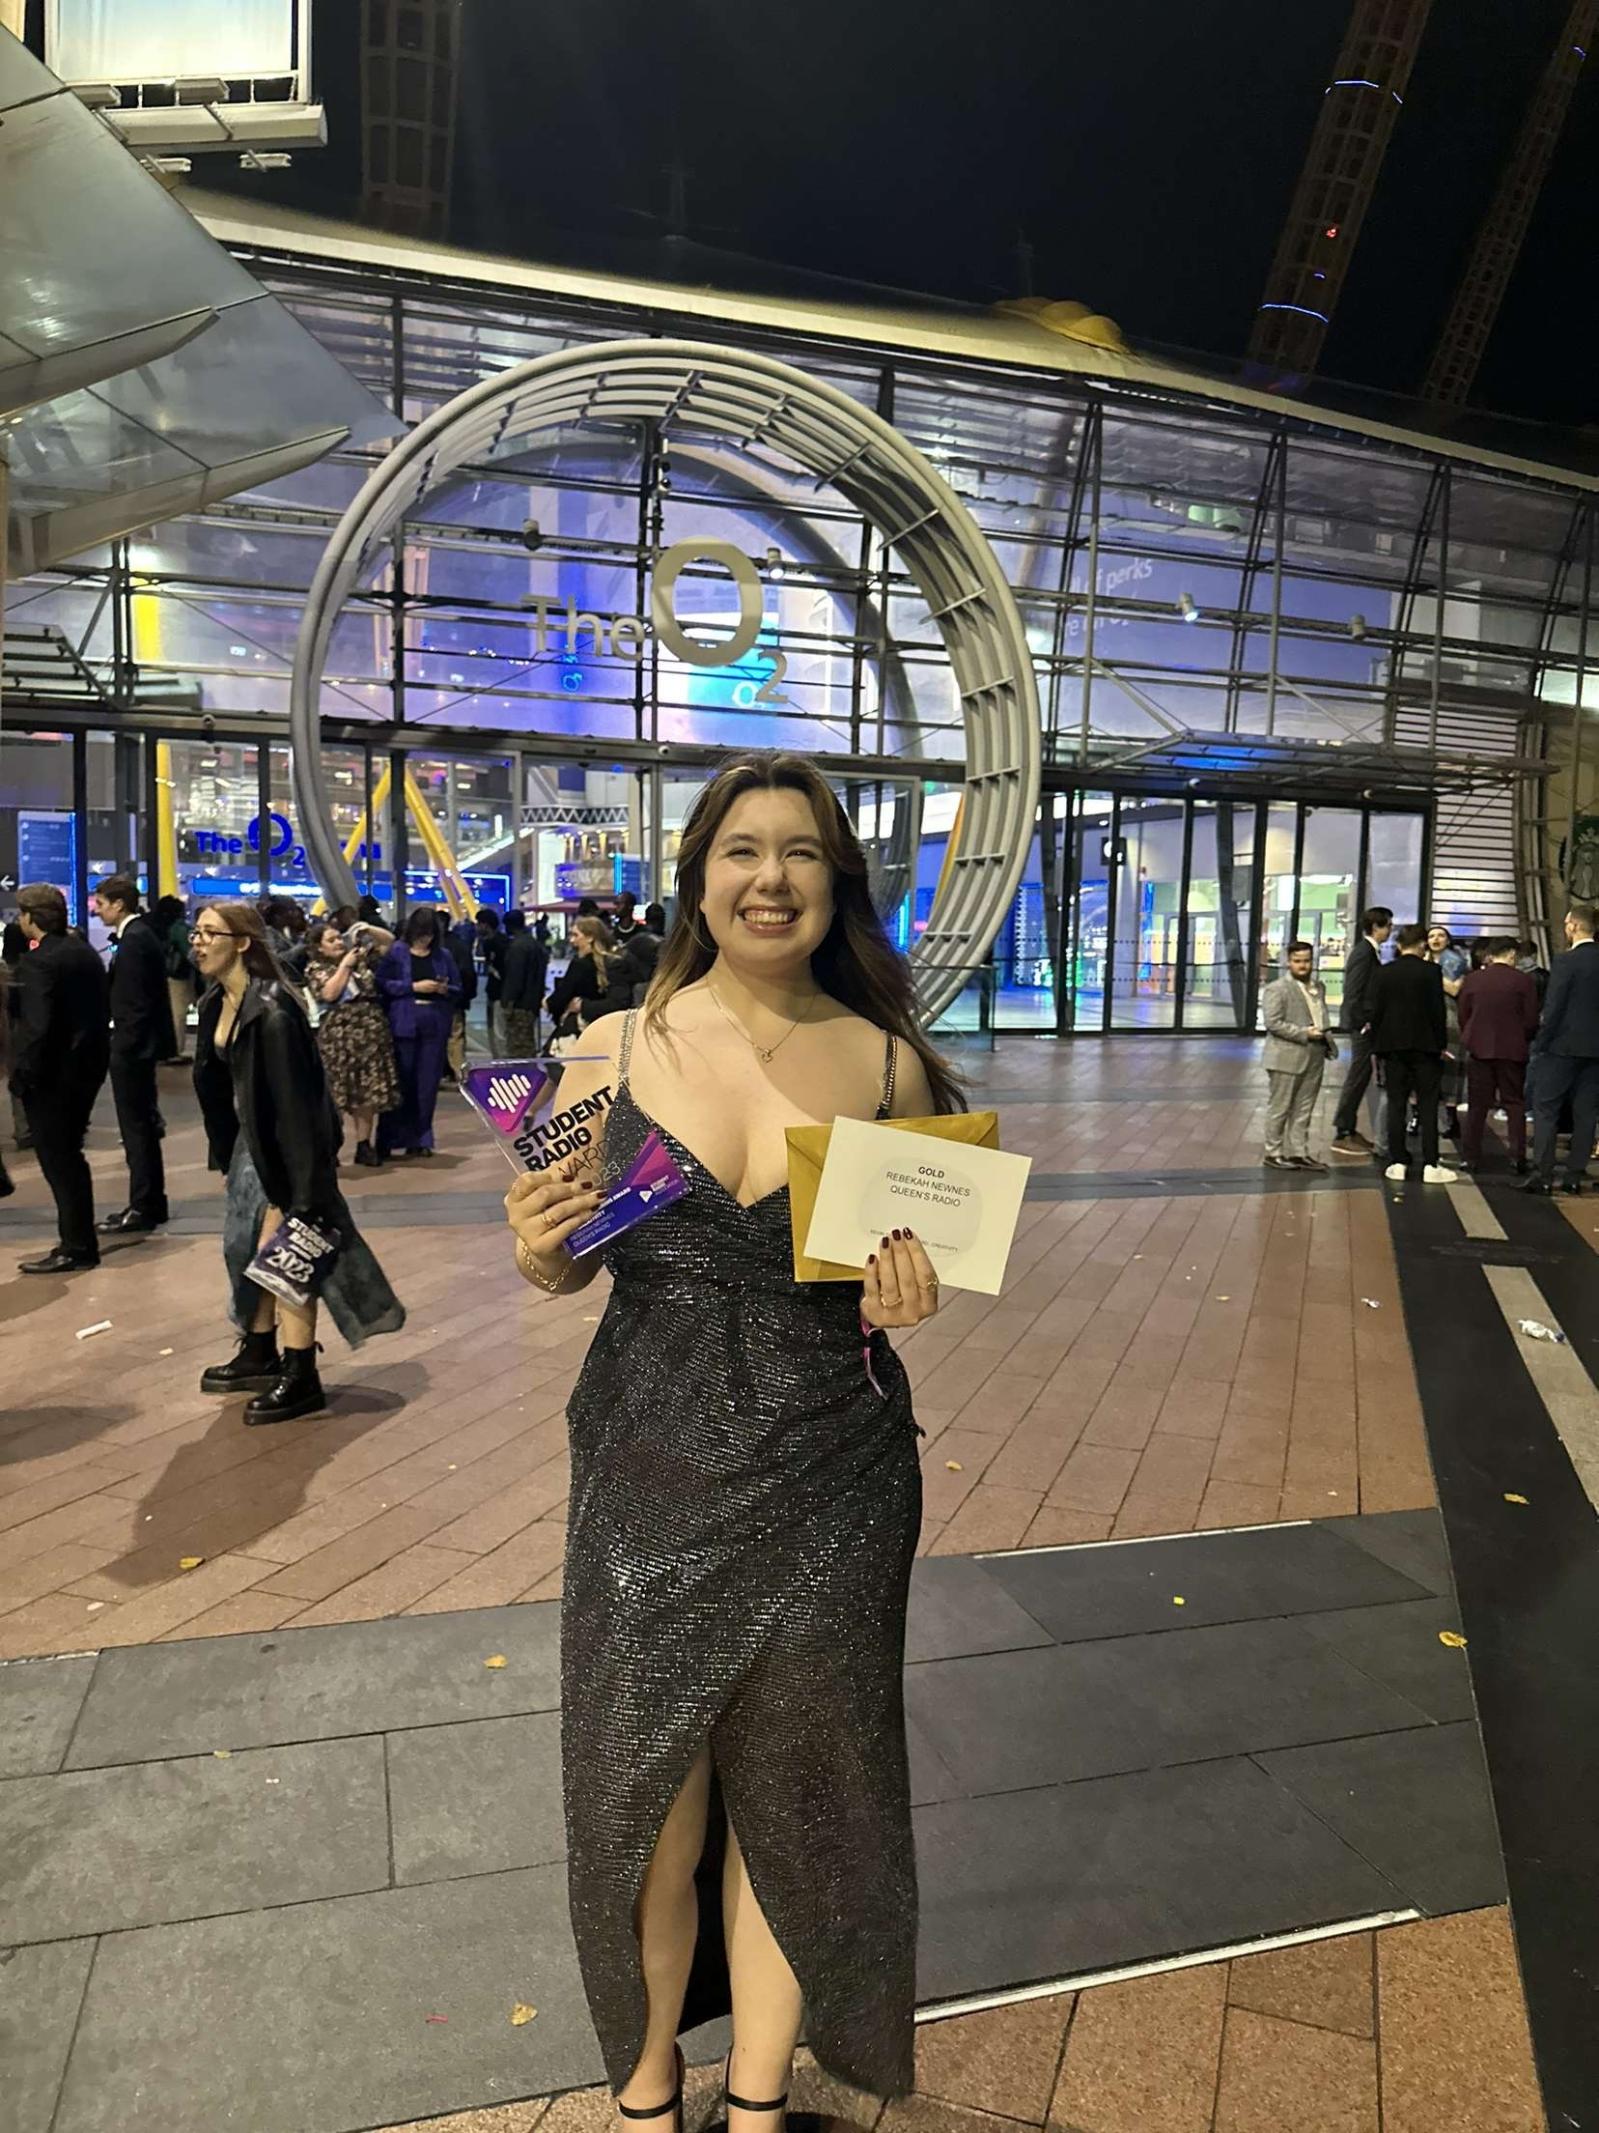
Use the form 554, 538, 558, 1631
1055, 792, 1428, 1034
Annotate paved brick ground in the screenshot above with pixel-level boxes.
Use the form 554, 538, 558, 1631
3, 1037, 1550, 2131
0, 1038, 1433, 1660
371, 1907, 1543, 2133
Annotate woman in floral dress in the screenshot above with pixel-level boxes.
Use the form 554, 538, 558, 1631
305, 920, 400, 1167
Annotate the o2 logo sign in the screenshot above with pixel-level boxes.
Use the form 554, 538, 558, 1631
192, 810, 307, 867
650, 539, 789, 704
527, 539, 789, 705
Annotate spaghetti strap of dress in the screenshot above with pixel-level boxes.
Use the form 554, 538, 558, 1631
876, 1031, 897, 1119
617, 1008, 638, 1087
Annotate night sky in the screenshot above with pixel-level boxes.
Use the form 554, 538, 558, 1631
218, 0, 1598, 428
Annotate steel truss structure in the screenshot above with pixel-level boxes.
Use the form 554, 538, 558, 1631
7, 237, 1598, 982
1423, 0, 1599, 408
1247, 0, 1435, 384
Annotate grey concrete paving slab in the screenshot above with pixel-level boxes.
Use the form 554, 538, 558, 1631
906, 1704, 965, 1808
0, 1937, 96, 2133
1024, 1165, 1383, 1201
389, 1714, 565, 1886
903, 1614, 1435, 1799
1300, 1597, 1477, 1725
903, 1558, 1055, 1665
980, 1518, 1430, 1644
0, 1737, 389, 1942
914, 1755, 1402, 2003
51, 1865, 599, 2133
65, 1605, 560, 1769
1257, 1722, 1506, 1917
1325, 1508, 1455, 1599
0, 1654, 96, 1778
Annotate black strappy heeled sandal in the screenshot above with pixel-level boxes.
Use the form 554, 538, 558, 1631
618, 2043, 685, 2133
714, 2051, 824, 2133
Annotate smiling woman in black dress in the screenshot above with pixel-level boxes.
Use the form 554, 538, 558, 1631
504, 755, 960, 2133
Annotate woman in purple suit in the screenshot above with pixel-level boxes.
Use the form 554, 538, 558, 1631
376, 907, 461, 1159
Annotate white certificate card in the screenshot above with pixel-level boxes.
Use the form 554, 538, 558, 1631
802, 1117, 1032, 1296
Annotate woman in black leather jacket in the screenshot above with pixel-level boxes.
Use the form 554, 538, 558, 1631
547, 915, 626, 1036
192, 903, 404, 1423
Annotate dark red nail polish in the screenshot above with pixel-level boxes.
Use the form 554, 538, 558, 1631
868, 1253, 877, 1265
891, 1228, 902, 1241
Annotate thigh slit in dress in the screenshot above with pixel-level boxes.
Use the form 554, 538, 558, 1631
561, 1012, 923, 2099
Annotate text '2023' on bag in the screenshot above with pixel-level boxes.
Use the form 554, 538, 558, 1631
784, 1111, 1001, 1282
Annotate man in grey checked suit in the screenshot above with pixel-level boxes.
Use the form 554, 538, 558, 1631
1261, 941, 1335, 1173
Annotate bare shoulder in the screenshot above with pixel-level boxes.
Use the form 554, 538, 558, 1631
820, 1002, 893, 1062
823, 1004, 937, 1117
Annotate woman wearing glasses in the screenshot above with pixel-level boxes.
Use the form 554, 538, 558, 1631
192, 904, 404, 1422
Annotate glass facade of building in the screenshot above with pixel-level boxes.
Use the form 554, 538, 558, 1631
4, 239, 1594, 1026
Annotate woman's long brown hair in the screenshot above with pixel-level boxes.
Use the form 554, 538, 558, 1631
203, 903, 293, 989
572, 916, 617, 994
644, 753, 964, 1115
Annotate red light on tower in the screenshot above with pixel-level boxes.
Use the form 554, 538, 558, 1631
1247, 0, 1434, 385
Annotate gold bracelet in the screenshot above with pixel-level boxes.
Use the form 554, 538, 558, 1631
516, 1238, 572, 1294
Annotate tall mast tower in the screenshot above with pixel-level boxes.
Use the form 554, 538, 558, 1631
1422, 0, 1597, 407
1247, 0, 1436, 388
360, 0, 463, 240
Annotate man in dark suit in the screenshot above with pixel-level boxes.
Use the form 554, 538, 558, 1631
1370, 922, 1455, 1183
9, 883, 111, 1273
1524, 898, 1599, 1196
1331, 905, 1393, 1157
1458, 939, 1540, 1173
476, 906, 509, 1054
617, 903, 665, 1008
498, 909, 549, 1055
92, 874, 175, 1235
444, 912, 479, 1079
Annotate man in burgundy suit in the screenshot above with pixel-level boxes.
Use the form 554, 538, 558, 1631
1457, 939, 1540, 1172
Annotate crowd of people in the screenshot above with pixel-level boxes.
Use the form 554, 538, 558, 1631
0, 880, 669, 1281
1261, 898, 1599, 1189
0, 873, 676, 1421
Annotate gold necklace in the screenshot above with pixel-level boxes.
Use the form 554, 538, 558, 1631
707, 982, 821, 1064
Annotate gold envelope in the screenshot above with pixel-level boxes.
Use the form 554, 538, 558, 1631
785, 1111, 1001, 1282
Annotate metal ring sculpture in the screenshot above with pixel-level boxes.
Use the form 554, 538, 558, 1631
289, 339, 1041, 1022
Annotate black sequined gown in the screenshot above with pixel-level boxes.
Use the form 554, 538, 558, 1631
561, 1013, 922, 2099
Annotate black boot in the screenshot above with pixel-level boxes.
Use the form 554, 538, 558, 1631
244, 1344, 327, 1426
354, 1139, 381, 1167
200, 1328, 282, 1394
